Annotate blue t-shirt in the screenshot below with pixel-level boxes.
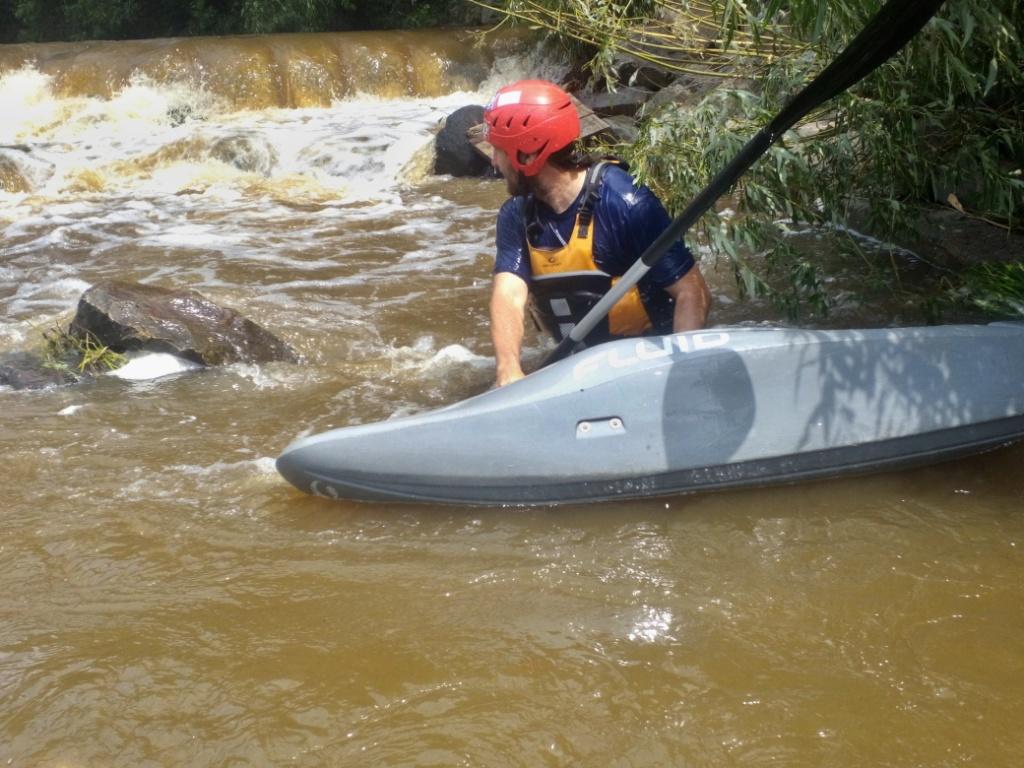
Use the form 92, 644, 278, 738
494, 164, 695, 332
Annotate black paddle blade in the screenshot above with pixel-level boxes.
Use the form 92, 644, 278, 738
539, 0, 947, 370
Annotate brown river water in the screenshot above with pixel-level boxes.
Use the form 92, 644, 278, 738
2, 30, 1022, 768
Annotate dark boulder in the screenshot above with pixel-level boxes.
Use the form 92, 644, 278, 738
434, 105, 492, 178
0, 352, 77, 390
69, 281, 300, 366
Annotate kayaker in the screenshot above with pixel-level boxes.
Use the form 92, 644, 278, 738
484, 79, 711, 387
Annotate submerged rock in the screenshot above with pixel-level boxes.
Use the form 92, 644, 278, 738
209, 135, 279, 176
0, 154, 30, 193
0, 147, 56, 193
0, 352, 77, 390
69, 281, 300, 366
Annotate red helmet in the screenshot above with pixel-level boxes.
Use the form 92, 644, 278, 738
484, 79, 580, 177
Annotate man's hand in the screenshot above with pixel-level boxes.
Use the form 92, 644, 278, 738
666, 265, 712, 332
490, 272, 530, 386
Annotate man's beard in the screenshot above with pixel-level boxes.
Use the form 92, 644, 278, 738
505, 170, 538, 197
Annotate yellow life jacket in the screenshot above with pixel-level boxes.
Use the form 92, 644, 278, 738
526, 161, 653, 342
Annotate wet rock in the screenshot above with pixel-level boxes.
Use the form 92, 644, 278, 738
578, 86, 654, 118
0, 147, 56, 193
0, 352, 77, 390
0, 153, 30, 193
846, 202, 1024, 267
795, 119, 836, 141
167, 103, 201, 127
616, 60, 678, 91
434, 105, 492, 178
209, 135, 279, 176
69, 281, 300, 366
642, 74, 728, 114
601, 115, 640, 145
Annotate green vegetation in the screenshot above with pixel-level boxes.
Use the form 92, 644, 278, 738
41, 324, 126, 378
951, 262, 1024, 318
0, 0, 484, 42
479, 0, 1023, 320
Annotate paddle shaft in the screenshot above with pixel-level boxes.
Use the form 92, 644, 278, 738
541, 0, 947, 367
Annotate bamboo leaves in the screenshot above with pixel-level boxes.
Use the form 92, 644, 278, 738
490, 0, 1022, 319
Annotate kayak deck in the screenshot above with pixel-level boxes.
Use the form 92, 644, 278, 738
277, 323, 1024, 505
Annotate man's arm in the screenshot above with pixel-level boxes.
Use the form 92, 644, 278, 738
490, 271, 530, 386
664, 264, 712, 332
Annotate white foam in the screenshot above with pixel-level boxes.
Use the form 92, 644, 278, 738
252, 456, 278, 475
476, 47, 571, 98
7, 276, 92, 315
423, 344, 487, 369
0, 83, 457, 212
0, 37, 568, 204
0, 68, 63, 143
167, 456, 281, 481
225, 363, 285, 390
385, 338, 490, 380
107, 352, 203, 381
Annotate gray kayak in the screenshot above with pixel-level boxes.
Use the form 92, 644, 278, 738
276, 322, 1024, 505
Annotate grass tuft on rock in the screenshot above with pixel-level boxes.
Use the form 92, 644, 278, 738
41, 324, 127, 377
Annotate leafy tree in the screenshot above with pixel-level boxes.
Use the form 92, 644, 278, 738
478, 0, 1024, 319
2, 0, 479, 41
348, 0, 484, 29
0, 0, 18, 42
234, 0, 354, 35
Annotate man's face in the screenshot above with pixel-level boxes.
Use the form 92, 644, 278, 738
491, 147, 526, 196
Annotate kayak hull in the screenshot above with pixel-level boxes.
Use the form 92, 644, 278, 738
277, 323, 1024, 505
